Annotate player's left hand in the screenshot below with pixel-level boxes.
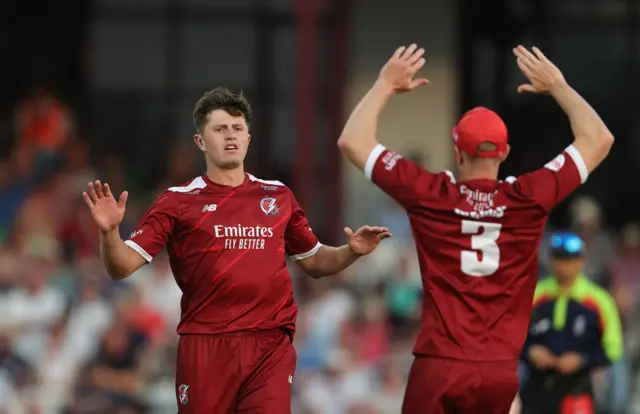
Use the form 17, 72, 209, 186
556, 352, 585, 375
345, 226, 392, 256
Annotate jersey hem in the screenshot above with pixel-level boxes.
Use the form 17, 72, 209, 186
177, 324, 296, 336
412, 352, 519, 362
289, 241, 323, 261
124, 240, 153, 262
364, 144, 386, 180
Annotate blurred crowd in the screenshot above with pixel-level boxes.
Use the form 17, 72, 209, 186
0, 92, 639, 414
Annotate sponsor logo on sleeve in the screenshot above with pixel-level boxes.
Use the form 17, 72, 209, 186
130, 229, 143, 239
544, 154, 566, 172
381, 151, 402, 171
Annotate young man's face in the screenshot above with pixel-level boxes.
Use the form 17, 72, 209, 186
195, 109, 250, 170
552, 257, 585, 282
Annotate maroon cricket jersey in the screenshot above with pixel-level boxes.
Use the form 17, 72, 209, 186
125, 174, 320, 335
364, 144, 589, 361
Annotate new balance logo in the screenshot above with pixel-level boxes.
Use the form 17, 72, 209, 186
288, 375, 293, 384
202, 204, 217, 212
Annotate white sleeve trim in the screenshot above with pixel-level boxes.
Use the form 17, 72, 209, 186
364, 144, 386, 181
565, 145, 589, 184
125, 240, 153, 263
289, 242, 323, 261
442, 170, 456, 184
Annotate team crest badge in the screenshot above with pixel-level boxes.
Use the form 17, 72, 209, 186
178, 384, 189, 405
260, 197, 280, 215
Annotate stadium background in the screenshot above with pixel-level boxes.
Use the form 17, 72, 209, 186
0, 0, 639, 412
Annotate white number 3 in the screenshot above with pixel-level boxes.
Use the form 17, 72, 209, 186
460, 220, 501, 277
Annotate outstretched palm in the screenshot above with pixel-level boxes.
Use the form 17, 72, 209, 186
379, 43, 430, 93
512, 45, 566, 94
345, 226, 393, 256
82, 180, 128, 232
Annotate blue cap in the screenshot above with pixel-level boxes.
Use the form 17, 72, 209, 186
550, 232, 584, 258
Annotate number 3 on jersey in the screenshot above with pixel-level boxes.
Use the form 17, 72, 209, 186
460, 220, 502, 277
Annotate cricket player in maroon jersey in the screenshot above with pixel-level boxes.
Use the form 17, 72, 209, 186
81, 87, 391, 413
338, 44, 614, 414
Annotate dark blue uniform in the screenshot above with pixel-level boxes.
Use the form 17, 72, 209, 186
521, 274, 623, 413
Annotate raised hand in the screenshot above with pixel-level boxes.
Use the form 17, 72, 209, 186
345, 226, 392, 256
82, 180, 128, 233
513, 45, 566, 94
378, 44, 430, 93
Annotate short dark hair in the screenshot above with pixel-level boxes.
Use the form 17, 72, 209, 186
193, 87, 252, 134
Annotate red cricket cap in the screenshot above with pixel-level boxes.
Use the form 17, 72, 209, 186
452, 107, 508, 158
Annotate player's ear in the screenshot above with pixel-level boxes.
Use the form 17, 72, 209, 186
500, 145, 511, 163
247, 134, 251, 145
194, 134, 206, 152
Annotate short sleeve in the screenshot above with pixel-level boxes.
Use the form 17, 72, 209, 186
514, 145, 588, 212
125, 191, 179, 262
365, 144, 436, 209
285, 190, 322, 261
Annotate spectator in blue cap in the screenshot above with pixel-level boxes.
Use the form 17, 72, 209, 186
519, 232, 624, 414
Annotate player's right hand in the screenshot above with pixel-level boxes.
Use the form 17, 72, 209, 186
82, 180, 128, 233
527, 345, 558, 370
378, 44, 429, 93
513, 45, 566, 94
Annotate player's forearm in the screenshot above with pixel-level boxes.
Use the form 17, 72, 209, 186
100, 229, 145, 280
337, 80, 395, 170
300, 244, 360, 278
550, 83, 614, 167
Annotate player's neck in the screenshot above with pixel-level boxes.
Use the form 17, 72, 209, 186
458, 170, 498, 181
206, 166, 246, 187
